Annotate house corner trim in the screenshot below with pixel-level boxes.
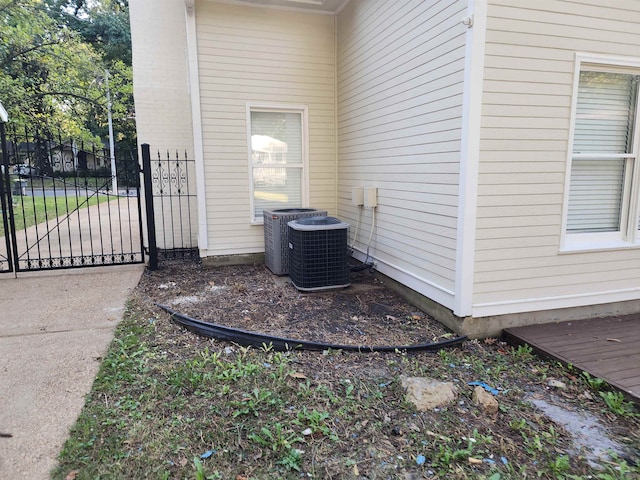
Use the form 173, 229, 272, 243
184, 1, 208, 252
454, 0, 486, 317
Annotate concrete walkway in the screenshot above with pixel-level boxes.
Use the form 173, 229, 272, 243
0, 264, 144, 479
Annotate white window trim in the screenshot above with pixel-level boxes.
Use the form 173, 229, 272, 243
560, 53, 640, 253
246, 103, 310, 225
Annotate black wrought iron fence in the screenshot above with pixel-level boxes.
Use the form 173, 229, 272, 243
0, 124, 144, 273
1, 124, 138, 190
0, 125, 202, 273
141, 144, 198, 270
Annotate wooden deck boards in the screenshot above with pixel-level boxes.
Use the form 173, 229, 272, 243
503, 314, 640, 403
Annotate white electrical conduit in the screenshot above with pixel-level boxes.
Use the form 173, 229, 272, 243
365, 206, 376, 261
350, 205, 363, 250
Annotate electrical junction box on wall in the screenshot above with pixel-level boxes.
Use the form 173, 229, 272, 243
365, 187, 378, 208
351, 187, 364, 206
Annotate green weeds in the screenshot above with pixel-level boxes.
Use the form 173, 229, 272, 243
583, 372, 606, 391
599, 391, 638, 417
583, 373, 638, 417
193, 457, 220, 480
52, 298, 640, 480
294, 407, 339, 441
248, 422, 304, 471
513, 343, 534, 359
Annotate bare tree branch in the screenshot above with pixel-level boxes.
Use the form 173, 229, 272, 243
35, 91, 104, 108
1, 41, 64, 68
0, 0, 20, 15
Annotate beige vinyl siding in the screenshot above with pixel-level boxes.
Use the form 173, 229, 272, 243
130, 0, 193, 153
196, 2, 336, 255
475, 0, 640, 313
336, 0, 467, 305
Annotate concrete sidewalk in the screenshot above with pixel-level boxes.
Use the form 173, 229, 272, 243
0, 264, 144, 479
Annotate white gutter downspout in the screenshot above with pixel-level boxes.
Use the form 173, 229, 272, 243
454, 0, 486, 318
334, 14, 339, 216
185, 0, 208, 255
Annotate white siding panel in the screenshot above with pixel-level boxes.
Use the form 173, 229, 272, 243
195, 2, 336, 255
337, 0, 467, 308
476, 268, 640, 295
480, 161, 566, 174
475, 245, 559, 262
475, 0, 640, 314
477, 252, 638, 275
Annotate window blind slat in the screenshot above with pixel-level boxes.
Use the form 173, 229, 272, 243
568, 70, 638, 234
567, 158, 625, 233
573, 71, 637, 154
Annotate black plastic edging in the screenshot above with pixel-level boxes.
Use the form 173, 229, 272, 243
158, 304, 466, 353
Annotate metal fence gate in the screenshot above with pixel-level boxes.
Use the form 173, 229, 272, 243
0, 123, 144, 274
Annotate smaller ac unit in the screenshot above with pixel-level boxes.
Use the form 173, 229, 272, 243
288, 216, 350, 291
263, 208, 327, 275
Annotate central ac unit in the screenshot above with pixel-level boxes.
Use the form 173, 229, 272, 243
288, 216, 350, 291
263, 208, 327, 275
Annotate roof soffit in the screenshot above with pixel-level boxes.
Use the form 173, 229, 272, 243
198, 0, 349, 14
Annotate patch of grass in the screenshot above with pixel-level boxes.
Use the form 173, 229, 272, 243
0, 192, 109, 236
52, 293, 640, 480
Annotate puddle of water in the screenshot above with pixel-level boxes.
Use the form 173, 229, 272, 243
527, 395, 624, 467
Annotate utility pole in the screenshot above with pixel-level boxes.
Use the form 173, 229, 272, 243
105, 70, 117, 195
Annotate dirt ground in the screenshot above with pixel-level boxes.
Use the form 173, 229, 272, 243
129, 259, 639, 478
144, 262, 452, 348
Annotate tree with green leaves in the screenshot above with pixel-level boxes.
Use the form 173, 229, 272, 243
0, 0, 135, 157
48, 0, 137, 166
1, 0, 98, 137
47, 0, 131, 65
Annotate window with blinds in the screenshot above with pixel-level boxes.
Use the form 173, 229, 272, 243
567, 70, 639, 236
248, 107, 306, 222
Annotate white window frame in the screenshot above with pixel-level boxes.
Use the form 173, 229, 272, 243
561, 53, 640, 252
246, 103, 309, 224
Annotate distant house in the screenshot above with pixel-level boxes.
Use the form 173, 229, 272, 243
50, 142, 102, 172
3, 140, 103, 174
130, 0, 640, 337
